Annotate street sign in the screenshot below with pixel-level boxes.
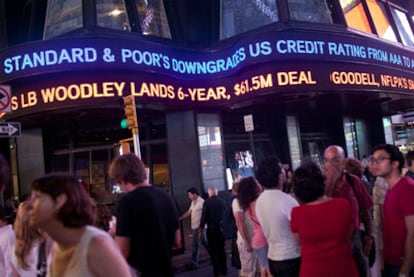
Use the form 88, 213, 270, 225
0, 122, 21, 137
244, 114, 254, 132
0, 85, 11, 113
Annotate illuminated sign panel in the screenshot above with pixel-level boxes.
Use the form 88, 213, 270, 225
1, 29, 414, 117
8, 62, 414, 117
3, 31, 414, 81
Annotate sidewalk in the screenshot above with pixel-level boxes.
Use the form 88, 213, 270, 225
172, 223, 238, 276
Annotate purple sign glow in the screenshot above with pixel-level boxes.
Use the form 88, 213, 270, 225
2, 30, 414, 82
1, 29, 414, 117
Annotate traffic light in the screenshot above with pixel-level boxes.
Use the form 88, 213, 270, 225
120, 95, 138, 134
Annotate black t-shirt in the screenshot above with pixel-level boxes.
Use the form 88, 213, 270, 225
200, 196, 226, 229
116, 186, 179, 276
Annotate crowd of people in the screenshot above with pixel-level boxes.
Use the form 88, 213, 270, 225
0, 153, 181, 277
0, 143, 413, 277
178, 144, 414, 277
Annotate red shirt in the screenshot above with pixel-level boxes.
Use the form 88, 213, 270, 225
383, 177, 414, 267
291, 198, 358, 277
332, 174, 373, 232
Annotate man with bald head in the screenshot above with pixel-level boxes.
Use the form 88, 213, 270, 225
323, 145, 373, 277
199, 187, 227, 276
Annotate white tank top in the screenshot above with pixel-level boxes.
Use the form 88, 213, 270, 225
47, 226, 110, 277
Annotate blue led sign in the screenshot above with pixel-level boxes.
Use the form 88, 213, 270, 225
2, 30, 414, 83
2, 29, 414, 117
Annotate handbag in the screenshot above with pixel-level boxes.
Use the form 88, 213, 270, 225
37, 241, 47, 277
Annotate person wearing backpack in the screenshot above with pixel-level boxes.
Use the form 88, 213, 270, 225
324, 145, 374, 277
220, 183, 241, 270
344, 157, 377, 273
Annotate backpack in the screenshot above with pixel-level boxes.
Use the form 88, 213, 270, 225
220, 195, 238, 240
345, 173, 376, 268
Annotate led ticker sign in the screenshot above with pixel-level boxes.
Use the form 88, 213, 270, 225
2, 29, 414, 84
2, 47, 247, 76
1, 45, 247, 79
10, 81, 231, 112
3, 28, 414, 118
8, 60, 414, 118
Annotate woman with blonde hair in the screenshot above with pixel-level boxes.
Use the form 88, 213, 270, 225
12, 201, 49, 277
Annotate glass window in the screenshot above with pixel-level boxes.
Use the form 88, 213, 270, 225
54, 130, 70, 150
51, 154, 70, 173
74, 151, 90, 185
366, 0, 398, 42
44, 0, 83, 39
150, 143, 169, 190
91, 149, 111, 194
340, 0, 372, 33
343, 116, 357, 158
390, 7, 414, 47
221, 0, 278, 40
288, 0, 333, 24
149, 121, 167, 140
134, 0, 171, 38
96, 0, 131, 31
286, 115, 302, 170
197, 113, 226, 191
382, 117, 394, 145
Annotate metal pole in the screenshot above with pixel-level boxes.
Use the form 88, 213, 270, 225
133, 132, 141, 158
249, 131, 257, 171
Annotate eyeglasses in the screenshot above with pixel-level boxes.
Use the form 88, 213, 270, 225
368, 156, 391, 164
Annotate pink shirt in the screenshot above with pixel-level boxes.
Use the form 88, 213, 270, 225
247, 201, 267, 249
383, 177, 414, 267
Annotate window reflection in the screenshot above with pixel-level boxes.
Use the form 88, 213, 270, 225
221, 0, 278, 40
91, 150, 112, 194
44, 0, 83, 39
288, 0, 333, 24
197, 114, 226, 191
96, 0, 130, 31
74, 151, 90, 186
51, 154, 70, 173
366, 0, 397, 43
340, 0, 372, 33
390, 7, 414, 47
134, 0, 171, 38
150, 143, 169, 191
